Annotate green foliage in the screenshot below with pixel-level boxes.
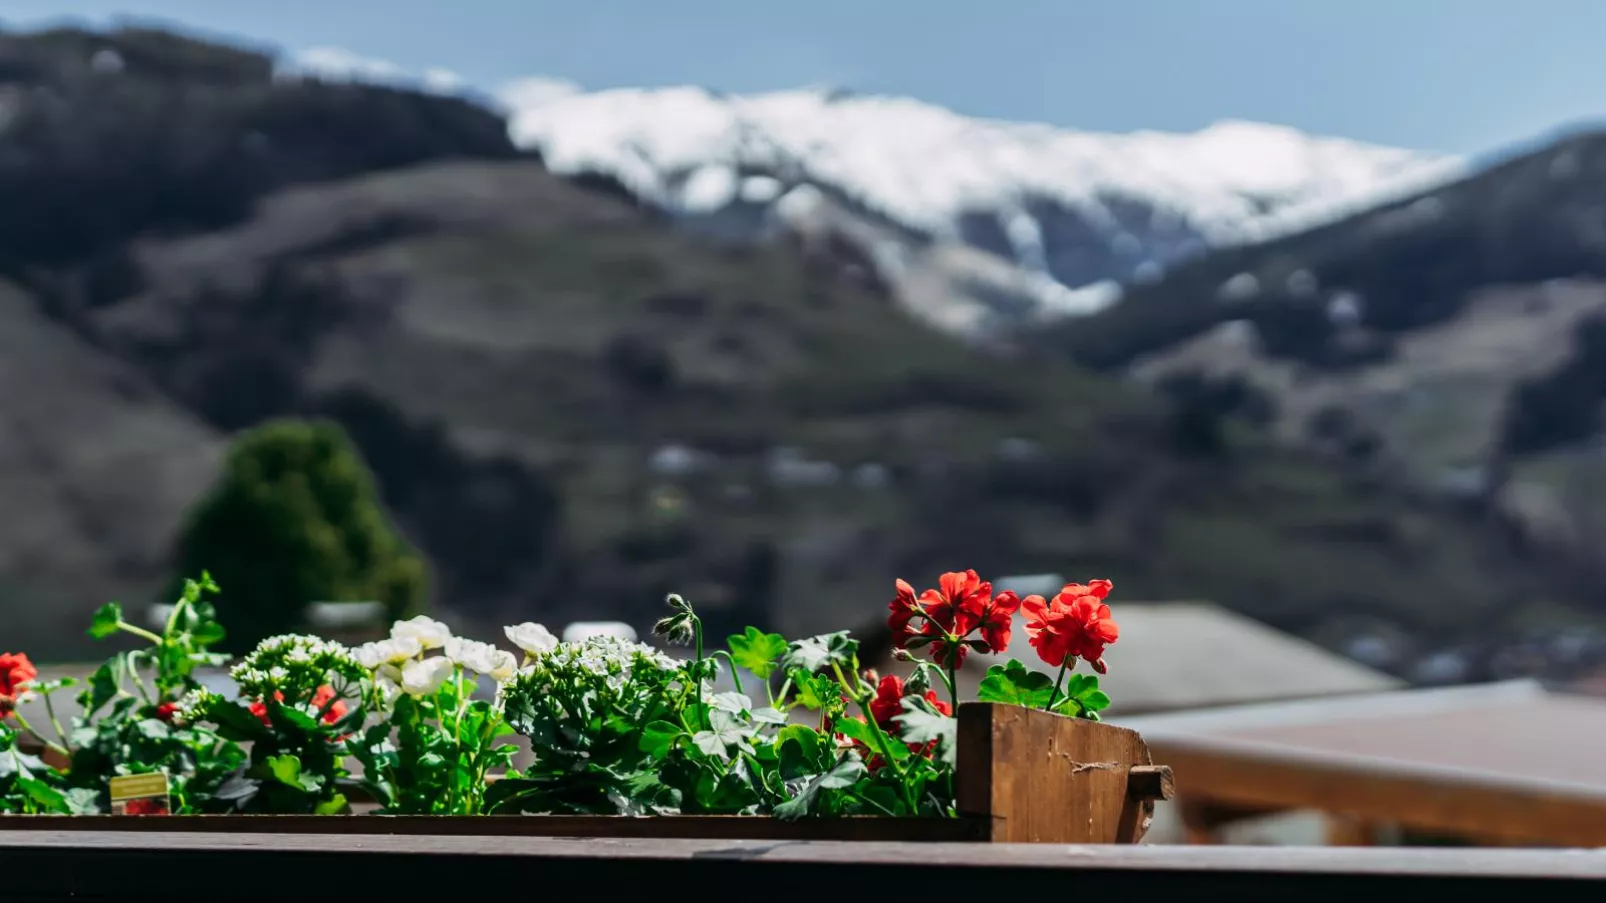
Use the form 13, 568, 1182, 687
55, 574, 245, 812
168, 419, 429, 652
726, 626, 787, 680
976, 660, 1057, 708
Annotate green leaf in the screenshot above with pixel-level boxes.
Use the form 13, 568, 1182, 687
894, 697, 957, 767
782, 631, 859, 674
82, 660, 120, 717
727, 627, 788, 680
691, 711, 753, 762
87, 602, 123, 640
209, 700, 271, 741
775, 725, 825, 780
269, 703, 320, 734
313, 794, 349, 815
63, 787, 101, 815
774, 754, 866, 821
789, 669, 839, 711
190, 620, 227, 647
833, 716, 874, 746
638, 721, 683, 758
707, 692, 752, 715
1055, 673, 1111, 717
750, 707, 787, 724
133, 718, 172, 741
265, 754, 304, 789
976, 660, 1056, 708
17, 775, 67, 813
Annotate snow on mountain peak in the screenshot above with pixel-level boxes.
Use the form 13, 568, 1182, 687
499, 84, 1466, 259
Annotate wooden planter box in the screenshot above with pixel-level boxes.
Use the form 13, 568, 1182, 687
10, 703, 1172, 843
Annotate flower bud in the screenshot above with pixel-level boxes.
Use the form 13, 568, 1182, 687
891, 648, 915, 662
1092, 657, 1108, 675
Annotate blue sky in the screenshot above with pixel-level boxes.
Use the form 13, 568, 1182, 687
6, 0, 1606, 155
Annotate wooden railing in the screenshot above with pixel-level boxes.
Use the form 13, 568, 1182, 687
1, 831, 1603, 902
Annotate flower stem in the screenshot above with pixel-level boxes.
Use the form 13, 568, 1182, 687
716, 651, 744, 697
118, 621, 165, 646
41, 691, 68, 751
946, 653, 959, 714
1046, 661, 1070, 712
832, 662, 918, 813
11, 712, 70, 761
692, 615, 708, 732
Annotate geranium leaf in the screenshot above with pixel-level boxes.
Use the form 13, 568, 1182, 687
264, 754, 304, 789
87, 602, 122, 640
727, 627, 788, 680
774, 754, 865, 821
894, 697, 957, 767
789, 669, 838, 710
782, 631, 858, 674
750, 706, 787, 724
833, 716, 874, 746
976, 660, 1056, 708
639, 721, 683, 758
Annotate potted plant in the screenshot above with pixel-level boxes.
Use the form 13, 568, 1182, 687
2, 571, 1170, 843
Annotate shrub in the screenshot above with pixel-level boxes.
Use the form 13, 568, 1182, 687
168, 419, 429, 651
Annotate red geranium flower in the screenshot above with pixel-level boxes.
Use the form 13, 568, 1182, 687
154, 702, 180, 723
1022, 579, 1119, 672
867, 674, 951, 728
0, 652, 38, 719
888, 569, 1018, 668
840, 675, 955, 770
887, 579, 921, 647
977, 590, 1023, 654
917, 570, 989, 640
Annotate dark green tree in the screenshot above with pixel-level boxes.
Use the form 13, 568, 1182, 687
168, 418, 429, 651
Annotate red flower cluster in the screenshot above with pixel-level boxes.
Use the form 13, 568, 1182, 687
249, 685, 348, 728
1021, 580, 1120, 673
0, 652, 38, 719
886, 570, 1023, 667
838, 675, 952, 770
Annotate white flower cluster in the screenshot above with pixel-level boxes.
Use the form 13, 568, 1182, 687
502, 634, 679, 705
174, 687, 221, 725
351, 616, 550, 700
230, 634, 365, 699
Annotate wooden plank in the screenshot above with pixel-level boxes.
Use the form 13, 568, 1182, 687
0, 813, 985, 841
1, 832, 1604, 903
1154, 735, 1606, 847
955, 702, 1159, 843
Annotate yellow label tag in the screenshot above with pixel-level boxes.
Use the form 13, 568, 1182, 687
109, 772, 170, 802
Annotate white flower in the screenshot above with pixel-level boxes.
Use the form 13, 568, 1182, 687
391, 615, 452, 650
400, 656, 456, 696
504, 622, 559, 657
354, 641, 388, 671
357, 637, 421, 669
374, 672, 403, 709
447, 638, 520, 682
487, 649, 518, 682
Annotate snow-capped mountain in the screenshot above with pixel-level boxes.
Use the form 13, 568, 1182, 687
497, 82, 1466, 335
278, 45, 1466, 338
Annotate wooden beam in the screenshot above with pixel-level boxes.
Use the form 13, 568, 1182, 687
1, 832, 1604, 902
1152, 735, 1606, 847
